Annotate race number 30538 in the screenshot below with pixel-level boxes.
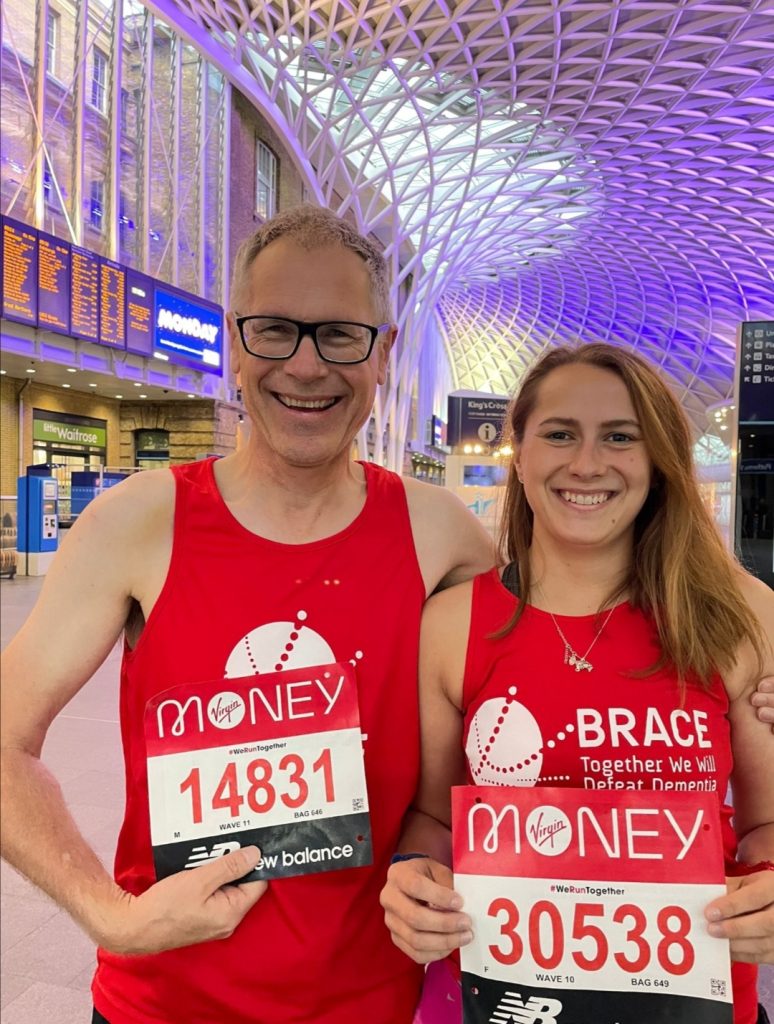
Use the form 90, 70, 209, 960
144, 663, 372, 881
452, 787, 733, 1024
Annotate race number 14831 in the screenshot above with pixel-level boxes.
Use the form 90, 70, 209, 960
179, 747, 335, 823
145, 664, 372, 881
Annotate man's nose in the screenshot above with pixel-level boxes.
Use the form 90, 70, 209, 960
284, 331, 328, 377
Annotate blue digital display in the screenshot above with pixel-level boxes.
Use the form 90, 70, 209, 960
154, 286, 223, 375
2, 216, 38, 326
1, 218, 224, 375
37, 230, 70, 335
70, 244, 100, 342
125, 269, 154, 356
99, 258, 126, 348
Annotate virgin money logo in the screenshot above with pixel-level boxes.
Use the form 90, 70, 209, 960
488, 991, 562, 1023
525, 806, 571, 856
207, 691, 246, 729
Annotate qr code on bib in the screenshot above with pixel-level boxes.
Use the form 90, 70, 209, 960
352, 798, 364, 811
710, 979, 727, 998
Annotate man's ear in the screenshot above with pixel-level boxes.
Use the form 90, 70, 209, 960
227, 312, 242, 376
376, 325, 398, 386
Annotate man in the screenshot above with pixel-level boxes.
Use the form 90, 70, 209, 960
0, 206, 495, 1024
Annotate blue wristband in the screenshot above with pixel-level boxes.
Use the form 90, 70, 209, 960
390, 852, 430, 865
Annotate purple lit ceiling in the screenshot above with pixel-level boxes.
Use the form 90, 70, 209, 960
155, 0, 774, 437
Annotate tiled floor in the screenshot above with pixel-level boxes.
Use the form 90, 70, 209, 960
1, 576, 773, 1022
1, 576, 124, 1023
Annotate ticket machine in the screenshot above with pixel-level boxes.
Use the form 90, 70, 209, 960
17, 473, 59, 575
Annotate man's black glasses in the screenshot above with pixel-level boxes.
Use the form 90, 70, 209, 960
235, 315, 390, 365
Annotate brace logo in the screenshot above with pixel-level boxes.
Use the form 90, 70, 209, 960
488, 990, 563, 1024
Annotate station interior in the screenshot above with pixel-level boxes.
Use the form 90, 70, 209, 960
1, 0, 773, 1020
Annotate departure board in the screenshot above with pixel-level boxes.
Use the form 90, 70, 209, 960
1, 219, 224, 371
70, 244, 99, 341
126, 269, 154, 356
37, 231, 70, 334
2, 217, 38, 326
100, 258, 126, 348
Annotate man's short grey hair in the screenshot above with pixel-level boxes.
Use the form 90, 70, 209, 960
231, 204, 393, 324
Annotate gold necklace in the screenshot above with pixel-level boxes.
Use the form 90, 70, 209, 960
534, 585, 617, 673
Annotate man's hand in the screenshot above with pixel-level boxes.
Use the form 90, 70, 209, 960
379, 857, 472, 965
97, 846, 267, 955
751, 676, 774, 733
705, 871, 774, 964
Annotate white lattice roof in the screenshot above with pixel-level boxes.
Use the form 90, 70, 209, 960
153, 0, 774, 438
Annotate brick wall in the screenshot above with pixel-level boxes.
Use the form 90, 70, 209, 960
2, 380, 240, 488
119, 399, 239, 464
228, 90, 306, 290
2, 377, 122, 488
0, 378, 23, 494
24, 380, 121, 466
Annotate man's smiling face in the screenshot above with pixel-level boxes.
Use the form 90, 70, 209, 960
229, 238, 393, 471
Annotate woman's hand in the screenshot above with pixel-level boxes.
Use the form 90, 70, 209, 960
380, 857, 473, 964
705, 871, 774, 964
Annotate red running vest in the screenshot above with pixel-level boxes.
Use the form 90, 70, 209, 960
92, 459, 425, 1024
461, 567, 758, 1024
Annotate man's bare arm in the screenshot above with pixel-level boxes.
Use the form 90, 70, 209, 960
404, 477, 496, 595
751, 676, 774, 733
1, 472, 266, 953
704, 574, 774, 964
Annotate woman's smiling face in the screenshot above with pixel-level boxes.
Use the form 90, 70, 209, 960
514, 362, 653, 557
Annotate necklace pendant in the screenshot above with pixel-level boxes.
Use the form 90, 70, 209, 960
540, 584, 616, 677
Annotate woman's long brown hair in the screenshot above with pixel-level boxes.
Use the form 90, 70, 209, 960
497, 342, 763, 686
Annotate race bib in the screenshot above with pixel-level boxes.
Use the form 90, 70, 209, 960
145, 663, 372, 880
453, 786, 732, 1024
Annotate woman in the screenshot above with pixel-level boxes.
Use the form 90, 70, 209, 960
381, 344, 774, 1023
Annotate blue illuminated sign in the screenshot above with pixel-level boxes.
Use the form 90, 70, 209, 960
153, 287, 222, 374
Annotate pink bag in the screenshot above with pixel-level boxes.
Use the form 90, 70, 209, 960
412, 959, 462, 1023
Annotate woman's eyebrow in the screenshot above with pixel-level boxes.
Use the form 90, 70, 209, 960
537, 417, 640, 429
